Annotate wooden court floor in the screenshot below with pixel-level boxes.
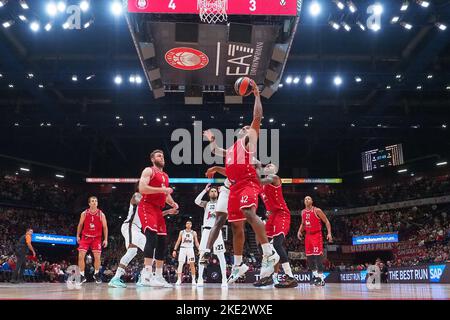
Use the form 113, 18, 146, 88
0, 283, 449, 300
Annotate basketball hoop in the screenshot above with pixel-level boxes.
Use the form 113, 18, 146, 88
198, 0, 228, 24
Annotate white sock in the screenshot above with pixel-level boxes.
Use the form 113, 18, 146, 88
94, 269, 99, 274
234, 255, 243, 266
145, 265, 152, 273
114, 267, 125, 279
155, 267, 163, 278
198, 264, 204, 280
204, 248, 211, 253
217, 253, 227, 282
80, 271, 85, 276
261, 243, 272, 256
282, 262, 294, 278
312, 271, 319, 278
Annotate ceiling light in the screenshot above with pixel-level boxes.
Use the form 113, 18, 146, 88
46, 2, 58, 17
333, 0, 345, 10
18, 15, 27, 22
111, 1, 122, 16
364, 175, 373, 180
347, 1, 357, 13
416, 1, 429, 8
356, 21, 365, 31
286, 76, 293, 84
401, 22, 413, 30
80, 0, 89, 12
86, 74, 95, 80
135, 76, 142, 84
293, 77, 300, 84
400, 1, 409, 11
83, 19, 93, 29
436, 161, 447, 166
114, 75, 122, 85
391, 16, 400, 24
55, 174, 65, 179
30, 21, 40, 32
20, 167, 30, 172
57, 1, 66, 12
44, 22, 52, 31
309, 1, 321, 16
342, 22, 351, 31
436, 23, 447, 31
397, 169, 408, 173
330, 21, 340, 30
355, 76, 362, 83
72, 75, 78, 82
373, 3, 383, 15
19, 0, 29, 10
427, 74, 433, 79
334, 76, 342, 86
305, 75, 313, 85
129, 75, 136, 83
2, 20, 14, 28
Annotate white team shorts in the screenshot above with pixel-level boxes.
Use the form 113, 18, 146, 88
216, 185, 230, 214
199, 228, 226, 254
178, 247, 195, 263
121, 223, 146, 251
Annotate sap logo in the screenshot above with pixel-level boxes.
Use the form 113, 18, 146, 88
429, 265, 446, 283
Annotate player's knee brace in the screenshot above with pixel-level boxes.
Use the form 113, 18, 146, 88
120, 247, 138, 267
143, 230, 157, 258
155, 235, 167, 260
273, 234, 289, 264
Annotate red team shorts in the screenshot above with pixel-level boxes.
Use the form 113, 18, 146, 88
265, 210, 291, 238
305, 231, 323, 256
139, 203, 166, 235
227, 180, 261, 222
78, 235, 102, 253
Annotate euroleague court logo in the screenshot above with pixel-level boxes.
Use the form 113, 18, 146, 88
136, 0, 148, 10
165, 47, 209, 71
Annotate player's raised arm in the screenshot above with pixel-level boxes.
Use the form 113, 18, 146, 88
316, 208, 333, 243
194, 184, 210, 208
139, 167, 172, 195
249, 83, 263, 138
76, 211, 86, 243
101, 212, 108, 248
203, 129, 226, 157
205, 166, 227, 178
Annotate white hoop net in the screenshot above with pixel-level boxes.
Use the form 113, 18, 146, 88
198, 0, 228, 24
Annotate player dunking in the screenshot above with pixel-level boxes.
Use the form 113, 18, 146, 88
255, 163, 298, 288
172, 221, 200, 285
203, 83, 279, 283
138, 149, 179, 287
297, 196, 332, 286
76, 196, 108, 284
194, 183, 228, 287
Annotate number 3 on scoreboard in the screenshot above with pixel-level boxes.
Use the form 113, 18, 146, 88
249, 0, 256, 12
168, 0, 176, 10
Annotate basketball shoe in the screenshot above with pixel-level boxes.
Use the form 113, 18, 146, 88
227, 263, 249, 284
108, 277, 127, 288
259, 250, 280, 279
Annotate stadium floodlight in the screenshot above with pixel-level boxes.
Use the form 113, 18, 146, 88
293, 77, 300, 84
400, 1, 409, 11
333, 0, 345, 10
355, 76, 362, 82
356, 21, 365, 30
2, 20, 14, 28
19, 0, 29, 10
373, 3, 383, 15
391, 16, 400, 24
400, 22, 413, 30
416, 0, 429, 8
57, 1, 66, 12
436, 161, 448, 166
111, 1, 122, 16
46, 2, 58, 17
114, 75, 122, 84
330, 21, 340, 30
30, 21, 40, 32
397, 169, 408, 173
80, 0, 89, 12
309, 1, 321, 16
44, 22, 52, 31
18, 15, 27, 21
342, 22, 351, 31
436, 23, 447, 31
347, 1, 357, 13
364, 175, 373, 180
135, 76, 142, 84
285, 76, 293, 84
333, 76, 343, 86
305, 75, 313, 85
20, 167, 30, 172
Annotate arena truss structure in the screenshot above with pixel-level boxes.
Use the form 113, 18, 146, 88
124, 0, 302, 103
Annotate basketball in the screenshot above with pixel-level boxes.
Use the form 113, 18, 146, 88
234, 77, 255, 96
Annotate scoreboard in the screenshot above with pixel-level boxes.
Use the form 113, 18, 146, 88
362, 144, 404, 172
127, 0, 300, 16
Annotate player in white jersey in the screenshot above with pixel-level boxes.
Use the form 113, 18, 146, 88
108, 192, 146, 288
109, 187, 178, 288
194, 184, 227, 287
172, 221, 200, 285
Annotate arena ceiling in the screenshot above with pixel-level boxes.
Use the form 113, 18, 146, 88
0, 0, 449, 178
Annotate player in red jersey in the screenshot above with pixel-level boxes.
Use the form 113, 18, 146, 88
76, 196, 108, 284
138, 149, 178, 287
203, 83, 279, 284
297, 196, 332, 286
255, 163, 298, 288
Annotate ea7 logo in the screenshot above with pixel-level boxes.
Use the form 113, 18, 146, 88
226, 44, 254, 76
429, 265, 446, 282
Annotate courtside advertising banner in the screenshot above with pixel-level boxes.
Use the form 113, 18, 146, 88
31, 233, 77, 246
352, 233, 399, 245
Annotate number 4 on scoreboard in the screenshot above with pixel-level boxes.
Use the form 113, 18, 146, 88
169, 0, 176, 10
